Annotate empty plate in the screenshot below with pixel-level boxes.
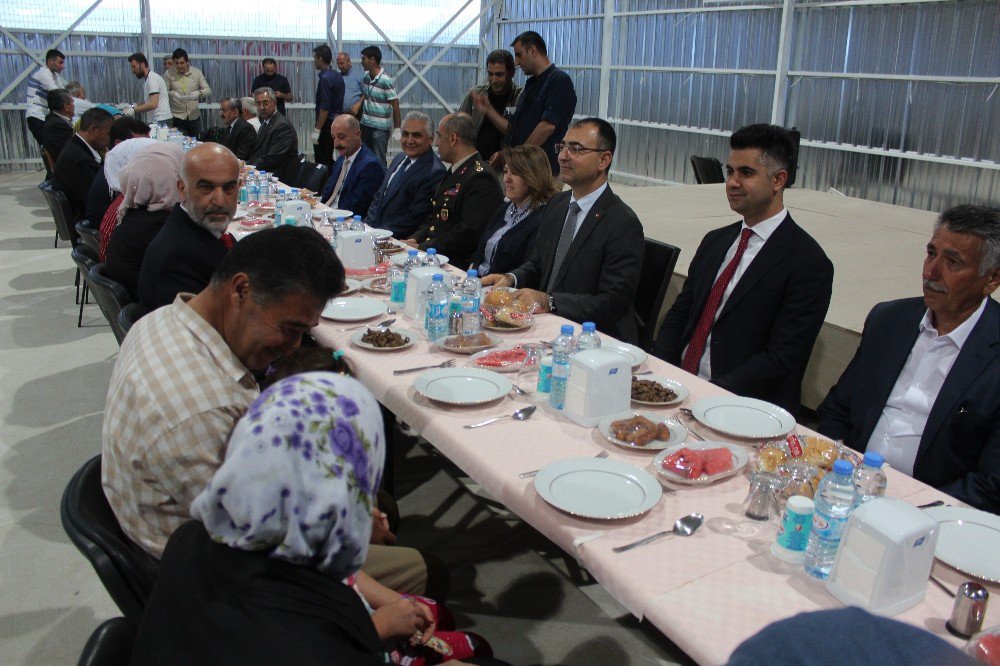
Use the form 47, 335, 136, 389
412, 368, 512, 406
605, 341, 648, 369
534, 457, 662, 520
321, 296, 385, 322
925, 506, 1000, 582
691, 396, 795, 439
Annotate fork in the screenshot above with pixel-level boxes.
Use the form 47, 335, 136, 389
519, 450, 608, 479
392, 359, 456, 375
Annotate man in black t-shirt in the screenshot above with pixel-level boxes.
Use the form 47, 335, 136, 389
250, 58, 293, 116
459, 49, 522, 166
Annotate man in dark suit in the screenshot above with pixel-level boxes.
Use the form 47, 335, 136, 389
654, 124, 833, 416
407, 112, 503, 268
52, 107, 114, 224
818, 205, 1000, 513
138, 143, 239, 311
247, 87, 298, 173
42, 88, 75, 169
319, 114, 384, 218
482, 118, 644, 343
363, 111, 446, 239
218, 97, 256, 161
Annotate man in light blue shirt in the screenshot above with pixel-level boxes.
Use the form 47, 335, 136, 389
337, 52, 365, 113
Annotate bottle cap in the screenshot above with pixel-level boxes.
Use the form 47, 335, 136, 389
560, 324, 574, 335
832, 459, 854, 476
466, 269, 477, 277
427, 248, 437, 255
432, 274, 443, 282
862, 451, 885, 468
408, 249, 419, 256
582, 322, 595, 332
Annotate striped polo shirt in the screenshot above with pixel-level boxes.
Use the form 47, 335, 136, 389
361, 68, 397, 131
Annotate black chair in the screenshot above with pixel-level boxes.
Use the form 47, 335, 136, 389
690, 156, 725, 185
276, 154, 305, 184
87, 264, 131, 343
76, 220, 101, 256
293, 161, 330, 193
635, 238, 681, 353
78, 617, 135, 666
38, 180, 78, 247
71, 245, 99, 326
117, 302, 148, 338
61, 455, 159, 624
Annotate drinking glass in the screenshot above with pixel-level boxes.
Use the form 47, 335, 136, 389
516, 344, 545, 395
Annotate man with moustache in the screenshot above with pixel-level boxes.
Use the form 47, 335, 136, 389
218, 97, 256, 160
819, 205, 1000, 513
319, 114, 384, 218
460, 49, 522, 163
138, 143, 240, 311
247, 87, 298, 173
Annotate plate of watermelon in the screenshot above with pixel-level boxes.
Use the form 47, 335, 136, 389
653, 442, 750, 485
470, 345, 528, 372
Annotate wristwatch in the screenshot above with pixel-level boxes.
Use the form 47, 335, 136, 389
547, 294, 556, 312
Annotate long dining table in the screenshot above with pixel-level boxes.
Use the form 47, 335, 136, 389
301, 247, 1000, 664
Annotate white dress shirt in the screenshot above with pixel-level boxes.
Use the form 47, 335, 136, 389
386, 156, 414, 187
866, 297, 988, 476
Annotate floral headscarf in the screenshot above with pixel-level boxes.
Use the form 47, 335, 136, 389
190, 372, 385, 579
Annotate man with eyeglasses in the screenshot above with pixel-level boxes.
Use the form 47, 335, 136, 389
247, 87, 298, 173
481, 118, 644, 343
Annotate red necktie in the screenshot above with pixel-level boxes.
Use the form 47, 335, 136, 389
681, 228, 754, 374
220, 232, 236, 249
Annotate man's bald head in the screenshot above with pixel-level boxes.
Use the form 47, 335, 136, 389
179, 143, 241, 234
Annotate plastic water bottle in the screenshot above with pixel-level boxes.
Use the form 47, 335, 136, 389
259, 175, 271, 202
448, 290, 463, 335
460, 269, 482, 336
388, 263, 406, 309
853, 452, 887, 507
424, 274, 449, 342
803, 460, 856, 580
402, 249, 421, 281
577, 321, 602, 350
249, 175, 260, 203
423, 247, 442, 267
549, 324, 576, 410
351, 214, 364, 231
284, 211, 299, 227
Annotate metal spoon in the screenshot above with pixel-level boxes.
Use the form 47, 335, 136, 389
464, 405, 537, 429
613, 513, 705, 553
337, 318, 396, 332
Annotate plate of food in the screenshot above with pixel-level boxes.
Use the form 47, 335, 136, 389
534, 457, 662, 520
631, 375, 688, 406
653, 442, 750, 485
321, 296, 385, 322
350, 327, 415, 352
375, 238, 406, 255
598, 413, 687, 451
482, 306, 534, 331
246, 200, 276, 214
362, 276, 391, 294
339, 279, 362, 296
470, 345, 528, 372
239, 216, 273, 231
434, 332, 501, 354
412, 367, 512, 406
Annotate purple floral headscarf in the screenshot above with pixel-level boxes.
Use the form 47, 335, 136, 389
191, 372, 384, 579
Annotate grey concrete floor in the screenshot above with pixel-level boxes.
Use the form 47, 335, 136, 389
0, 171, 689, 665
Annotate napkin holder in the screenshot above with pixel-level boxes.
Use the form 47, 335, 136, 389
282, 199, 310, 219
336, 230, 377, 270
826, 498, 939, 616
403, 266, 445, 320
562, 349, 631, 427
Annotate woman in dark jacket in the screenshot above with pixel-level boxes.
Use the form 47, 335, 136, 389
470, 144, 560, 276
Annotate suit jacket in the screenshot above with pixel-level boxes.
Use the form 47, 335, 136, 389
104, 206, 171, 302
654, 214, 833, 416
469, 201, 545, 275
85, 167, 113, 225
51, 134, 102, 220
411, 153, 504, 268
138, 204, 230, 311
817, 297, 1000, 513
363, 150, 446, 239
511, 187, 644, 343
247, 112, 298, 173
42, 112, 73, 162
222, 117, 257, 161
319, 144, 385, 219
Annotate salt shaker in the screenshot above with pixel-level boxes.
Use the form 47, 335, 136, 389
947, 582, 989, 638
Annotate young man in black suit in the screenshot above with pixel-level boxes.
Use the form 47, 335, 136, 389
218, 97, 256, 161
51, 107, 113, 223
654, 123, 833, 416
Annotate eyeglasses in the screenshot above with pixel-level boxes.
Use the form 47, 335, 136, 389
555, 142, 607, 156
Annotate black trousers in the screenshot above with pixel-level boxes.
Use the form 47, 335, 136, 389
314, 116, 334, 167
27, 116, 45, 145
172, 117, 200, 137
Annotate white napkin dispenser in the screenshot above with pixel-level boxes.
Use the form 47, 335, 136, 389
826, 497, 939, 616
562, 349, 631, 427
283, 199, 311, 219
336, 230, 377, 270
403, 266, 445, 321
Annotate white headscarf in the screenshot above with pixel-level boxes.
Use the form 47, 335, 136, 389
191, 373, 385, 578
117, 142, 184, 224
104, 137, 158, 194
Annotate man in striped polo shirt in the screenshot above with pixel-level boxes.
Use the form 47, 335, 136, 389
25, 49, 67, 147
354, 45, 400, 166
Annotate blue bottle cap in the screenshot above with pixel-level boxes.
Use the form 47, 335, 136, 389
832, 459, 854, 476
427, 248, 437, 255
560, 324, 574, 335
582, 322, 596, 332
862, 451, 885, 468
408, 249, 419, 256
467, 269, 477, 277
432, 274, 443, 282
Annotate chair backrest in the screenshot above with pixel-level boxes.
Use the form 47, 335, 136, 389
635, 238, 681, 352
276, 154, 305, 184
293, 161, 330, 193
38, 181, 74, 242
71, 244, 99, 275
43, 147, 57, 174
78, 617, 136, 666
60, 455, 160, 624
76, 221, 101, 255
117, 302, 148, 338
689, 156, 725, 185
87, 264, 131, 343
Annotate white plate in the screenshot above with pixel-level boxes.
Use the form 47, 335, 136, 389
691, 396, 796, 439
390, 251, 450, 267
321, 296, 386, 322
534, 457, 662, 520
631, 375, 688, 407
925, 506, 1000, 582
605, 341, 648, 369
652, 441, 750, 485
597, 412, 686, 451
469, 347, 527, 373
362, 276, 391, 294
339, 279, 362, 296
413, 368, 512, 406
350, 327, 416, 352
366, 226, 393, 240
434, 332, 501, 354
313, 208, 354, 221
232, 208, 247, 220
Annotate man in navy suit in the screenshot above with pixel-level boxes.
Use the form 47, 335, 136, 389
319, 114, 384, 219
654, 124, 833, 417
819, 205, 1000, 513
363, 111, 445, 239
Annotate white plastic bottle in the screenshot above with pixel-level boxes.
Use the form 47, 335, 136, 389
803, 460, 856, 579
259, 173, 271, 202
402, 249, 421, 282
423, 248, 442, 267
853, 452, 887, 507
549, 324, 576, 410
460, 269, 482, 336
576, 321, 602, 350
351, 214, 364, 231
424, 274, 449, 342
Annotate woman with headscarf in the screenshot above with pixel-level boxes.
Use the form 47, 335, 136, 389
103, 143, 183, 300
96, 136, 158, 261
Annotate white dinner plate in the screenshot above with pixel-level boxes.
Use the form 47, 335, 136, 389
604, 341, 648, 369
434, 332, 501, 354
534, 457, 662, 520
652, 441, 750, 485
321, 296, 385, 322
349, 327, 416, 352
631, 375, 688, 407
389, 251, 450, 267
312, 208, 354, 221
413, 368, 512, 406
469, 347, 527, 373
925, 506, 1000, 582
232, 208, 247, 220
597, 412, 686, 451
339, 279, 362, 296
366, 226, 393, 240
362, 276, 391, 295
691, 396, 796, 439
